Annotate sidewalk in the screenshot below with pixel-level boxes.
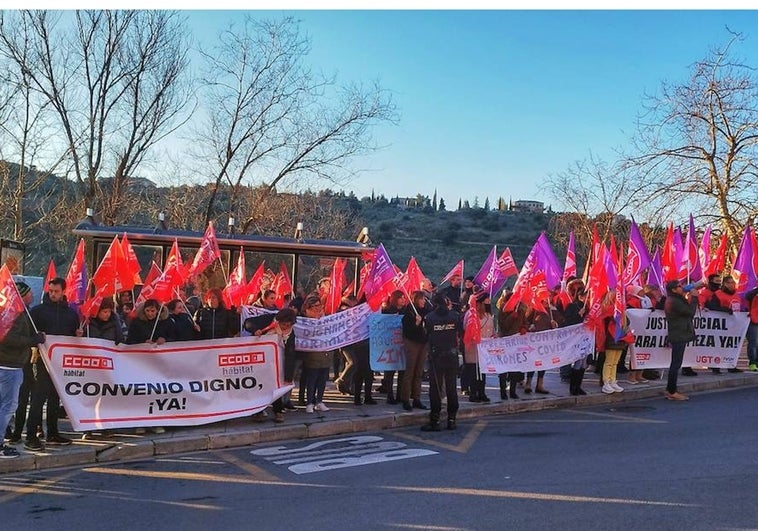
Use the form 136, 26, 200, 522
2, 365, 757, 475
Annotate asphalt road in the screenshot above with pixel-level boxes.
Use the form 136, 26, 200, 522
2, 386, 758, 530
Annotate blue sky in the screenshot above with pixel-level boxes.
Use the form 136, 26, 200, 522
182, 10, 758, 210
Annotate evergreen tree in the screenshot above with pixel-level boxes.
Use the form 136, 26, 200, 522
439, 197, 446, 211
473, 196, 480, 208
484, 197, 490, 210
498, 197, 506, 211
432, 189, 438, 211
458, 198, 462, 210
463, 200, 470, 209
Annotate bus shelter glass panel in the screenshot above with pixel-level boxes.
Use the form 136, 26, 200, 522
296, 254, 359, 301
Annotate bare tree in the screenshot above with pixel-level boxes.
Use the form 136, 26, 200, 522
627, 32, 758, 256
0, 10, 193, 224
192, 16, 397, 229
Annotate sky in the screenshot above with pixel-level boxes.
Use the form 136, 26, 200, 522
177, 9, 758, 211
8, 6, 758, 212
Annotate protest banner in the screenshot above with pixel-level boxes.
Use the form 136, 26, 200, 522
626, 308, 750, 369
368, 313, 405, 371
241, 303, 371, 351
477, 323, 594, 374
38, 335, 291, 430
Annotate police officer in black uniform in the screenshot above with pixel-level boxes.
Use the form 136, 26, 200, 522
421, 293, 463, 431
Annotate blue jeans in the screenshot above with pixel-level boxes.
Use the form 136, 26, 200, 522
667, 342, 686, 394
747, 323, 758, 365
306, 367, 329, 405
0, 368, 24, 437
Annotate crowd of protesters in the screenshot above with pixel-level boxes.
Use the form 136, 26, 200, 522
2, 266, 758, 458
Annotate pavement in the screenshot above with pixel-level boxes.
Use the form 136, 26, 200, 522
2, 362, 758, 475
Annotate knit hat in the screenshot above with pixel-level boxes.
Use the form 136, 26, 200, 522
15, 281, 31, 297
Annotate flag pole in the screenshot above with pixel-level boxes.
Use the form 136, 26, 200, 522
149, 303, 164, 342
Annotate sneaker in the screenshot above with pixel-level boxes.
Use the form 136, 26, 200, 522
750, 363, 758, 372
0, 445, 20, 458
273, 412, 285, 423
625, 379, 639, 385
24, 437, 44, 451
7, 434, 21, 445
665, 391, 690, 401
305, 404, 314, 414
601, 383, 615, 394
314, 402, 330, 412
610, 381, 624, 392
135, 427, 146, 435
46, 434, 72, 446
151, 427, 166, 434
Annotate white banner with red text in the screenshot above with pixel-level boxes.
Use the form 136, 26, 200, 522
241, 303, 371, 351
627, 309, 749, 369
38, 335, 292, 431
477, 323, 595, 374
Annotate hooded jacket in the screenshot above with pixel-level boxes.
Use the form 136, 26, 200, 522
126, 303, 170, 344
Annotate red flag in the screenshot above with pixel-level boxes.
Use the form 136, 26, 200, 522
43, 259, 57, 294
527, 270, 549, 314
496, 247, 519, 278
80, 283, 111, 320
463, 304, 481, 345
245, 262, 266, 304
92, 236, 131, 295
440, 260, 464, 285
165, 239, 189, 283
562, 232, 577, 281
405, 257, 425, 294
274, 262, 293, 308
325, 258, 347, 315
0, 264, 27, 342
661, 223, 679, 282
705, 233, 728, 277
356, 261, 372, 300
121, 233, 143, 286
188, 221, 221, 278
64, 239, 88, 304
223, 247, 247, 308
143, 261, 162, 288
591, 224, 602, 267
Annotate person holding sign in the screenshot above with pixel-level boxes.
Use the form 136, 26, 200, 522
664, 280, 700, 401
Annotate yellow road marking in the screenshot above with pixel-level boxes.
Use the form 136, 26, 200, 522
394, 420, 487, 453
385, 485, 697, 507
217, 451, 280, 482
83, 466, 332, 488
0, 470, 80, 503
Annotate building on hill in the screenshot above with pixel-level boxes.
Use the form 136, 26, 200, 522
390, 195, 431, 209
509, 199, 544, 214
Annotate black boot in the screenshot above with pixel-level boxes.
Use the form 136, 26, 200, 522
412, 399, 427, 410
509, 373, 520, 399
575, 369, 587, 395
499, 373, 508, 400
402, 401, 413, 411
386, 391, 397, 405
421, 416, 441, 432
447, 417, 457, 430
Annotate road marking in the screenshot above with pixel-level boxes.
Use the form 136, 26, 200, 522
83, 466, 334, 488
393, 420, 487, 453
385, 486, 698, 507
251, 435, 437, 474
0, 470, 80, 503
565, 409, 666, 423
217, 451, 280, 481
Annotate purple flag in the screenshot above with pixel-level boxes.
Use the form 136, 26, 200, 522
623, 219, 652, 285
673, 227, 685, 280
683, 214, 703, 282
699, 225, 711, 275
364, 243, 396, 298
733, 226, 758, 296
535, 233, 562, 289
473, 246, 499, 295
647, 248, 664, 292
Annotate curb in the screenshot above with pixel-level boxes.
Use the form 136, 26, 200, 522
3, 376, 757, 475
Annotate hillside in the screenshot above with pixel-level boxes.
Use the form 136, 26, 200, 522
355, 201, 556, 283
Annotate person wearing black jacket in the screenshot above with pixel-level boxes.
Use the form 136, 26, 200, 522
664, 280, 699, 401
0, 282, 44, 458
126, 299, 171, 345
25, 277, 81, 450
167, 299, 199, 341
421, 293, 463, 431
400, 291, 431, 411
194, 288, 237, 340
563, 288, 588, 396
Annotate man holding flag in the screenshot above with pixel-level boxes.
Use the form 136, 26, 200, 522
0, 280, 45, 458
